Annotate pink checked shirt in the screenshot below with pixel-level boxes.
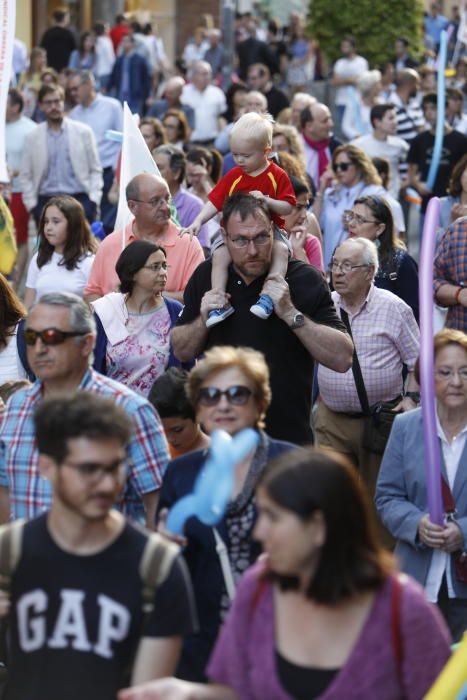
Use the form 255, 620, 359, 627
318, 285, 420, 413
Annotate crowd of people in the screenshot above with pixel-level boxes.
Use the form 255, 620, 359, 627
0, 2, 467, 699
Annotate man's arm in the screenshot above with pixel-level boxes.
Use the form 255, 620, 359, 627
131, 636, 182, 685
265, 274, 353, 372
142, 490, 159, 531
171, 288, 231, 362
0, 486, 9, 525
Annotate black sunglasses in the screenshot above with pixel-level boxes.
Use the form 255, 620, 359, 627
197, 385, 253, 407
23, 328, 87, 346
334, 162, 353, 172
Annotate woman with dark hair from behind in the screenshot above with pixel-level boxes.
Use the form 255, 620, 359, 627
120, 448, 450, 700
0, 274, 32, 382
92, 240, 185, 397
439, 152, 467, 230
345, 194, 419, 322
149, 368, 209, 459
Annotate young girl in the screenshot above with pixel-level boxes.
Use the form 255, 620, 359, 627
24, 195, 97, 309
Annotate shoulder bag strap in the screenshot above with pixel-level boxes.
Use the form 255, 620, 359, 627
340, 308, 371, 415
139, 533, 180, 616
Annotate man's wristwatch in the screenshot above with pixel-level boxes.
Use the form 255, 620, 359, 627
404, 391, 420, 404
289, 312, 305, 330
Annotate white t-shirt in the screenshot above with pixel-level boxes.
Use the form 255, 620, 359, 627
181, 84, 227, 141
5, 116, 36, 192
26, 251, 95, 299
333, 55, 369, 106
0, 326, 27, 384
352, 133, 409, 197
95, 36, 115, 77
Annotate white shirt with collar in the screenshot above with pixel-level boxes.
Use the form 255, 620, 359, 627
181, 83, 227, 141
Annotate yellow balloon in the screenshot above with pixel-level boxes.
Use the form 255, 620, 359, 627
424, 634, 467, 699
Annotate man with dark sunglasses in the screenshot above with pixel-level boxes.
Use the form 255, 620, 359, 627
172, 193, 353, 445
0, 292, 169, 528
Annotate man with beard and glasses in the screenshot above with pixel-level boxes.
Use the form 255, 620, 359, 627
19, 84, 102, 225
0, 391, 196, 700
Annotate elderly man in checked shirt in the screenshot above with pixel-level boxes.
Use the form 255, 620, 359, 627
434, 216, 467, 333
314, 238, 420, 536
0, 292, 169, 527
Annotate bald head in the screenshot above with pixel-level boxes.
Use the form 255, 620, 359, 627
192, 61, 212, 91
125, 173, 167, 203
301, 102, 334, 141
165, 76, 185, 102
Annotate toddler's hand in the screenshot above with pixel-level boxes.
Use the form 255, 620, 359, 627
249, 190, 266, 202
179, 222, 200, 239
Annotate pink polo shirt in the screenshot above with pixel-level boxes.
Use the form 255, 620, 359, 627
84, 220, 205, 298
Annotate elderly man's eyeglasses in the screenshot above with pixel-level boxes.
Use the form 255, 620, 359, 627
342, 210, 379, 226
63, 459, 126, 483
435, 368, 467, 381
132, 196, 171, 208
330, 259, 370, 274
197, 385, 253, 406
24, 328, 87, 346
227, 233, 271, 248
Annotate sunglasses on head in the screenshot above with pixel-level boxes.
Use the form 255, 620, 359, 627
334, 162, 353, 172
197, 385, 253, 407
23, 328, 87, 346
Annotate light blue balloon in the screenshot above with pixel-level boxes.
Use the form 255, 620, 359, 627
166, 428, 260, 535
426, 30, 448, 191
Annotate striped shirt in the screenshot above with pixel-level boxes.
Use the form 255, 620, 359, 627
318, 285, 420, 413
434, 217, 467, 332
0, 368, 169, 522
388, 92, 424, 178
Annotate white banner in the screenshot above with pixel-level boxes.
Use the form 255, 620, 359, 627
0, 0, 15, 182
115, 103, 161, 248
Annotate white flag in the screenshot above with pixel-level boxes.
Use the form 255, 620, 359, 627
0, 0, 16, 182
115, 102, 162, 248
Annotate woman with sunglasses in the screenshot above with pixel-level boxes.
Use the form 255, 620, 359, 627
91, 240, 185, 397
345, 195, 419, 322
156, 346, 296, 682
313, 144, 385, 270
23, 195, 97, 310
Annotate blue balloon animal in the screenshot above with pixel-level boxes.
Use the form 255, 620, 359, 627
166, 428, 260, 535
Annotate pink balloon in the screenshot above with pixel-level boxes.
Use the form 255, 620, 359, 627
419, 197, 443, 525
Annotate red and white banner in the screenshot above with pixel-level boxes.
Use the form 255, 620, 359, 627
0, 0, 15, 182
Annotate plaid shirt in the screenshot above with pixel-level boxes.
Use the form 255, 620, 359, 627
0, 369, 169, 523
318, 285, 420, 413
434, 218, 467, 333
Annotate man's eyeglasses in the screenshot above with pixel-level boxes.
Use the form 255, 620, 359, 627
24, 328, 87, 346
197, 385, 253, 407
342, 210, 379, 226
334, 162, 353, 172
142, 262, 170, 272
63, 459, 126, 483
435, 368, 467, 381
227, 233, 271, 249
41, 98, 63, 106
131, 196, 171, 209
330, 260, 371, 274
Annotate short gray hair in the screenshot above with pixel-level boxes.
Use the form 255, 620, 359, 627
350, 237, 379, 276
34, 292, 96, 337
79, 70, 95, 87
153, 144, 186, 182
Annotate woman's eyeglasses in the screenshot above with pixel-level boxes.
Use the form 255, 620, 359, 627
23, 328, 87, 346
142, 262, 170, 272
342, 210, 379, 226
197, 385, 253, 407
334, 162, 353, 172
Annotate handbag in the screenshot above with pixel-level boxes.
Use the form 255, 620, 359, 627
340, 309, 401, 454
440, 477, 467, 584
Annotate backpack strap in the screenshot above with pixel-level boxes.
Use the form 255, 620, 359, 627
139, 533, 179, 615
0, 520, 25, 594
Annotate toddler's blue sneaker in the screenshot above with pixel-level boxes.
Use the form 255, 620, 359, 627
206, 306, 235, 328
250, 294, 274, 319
